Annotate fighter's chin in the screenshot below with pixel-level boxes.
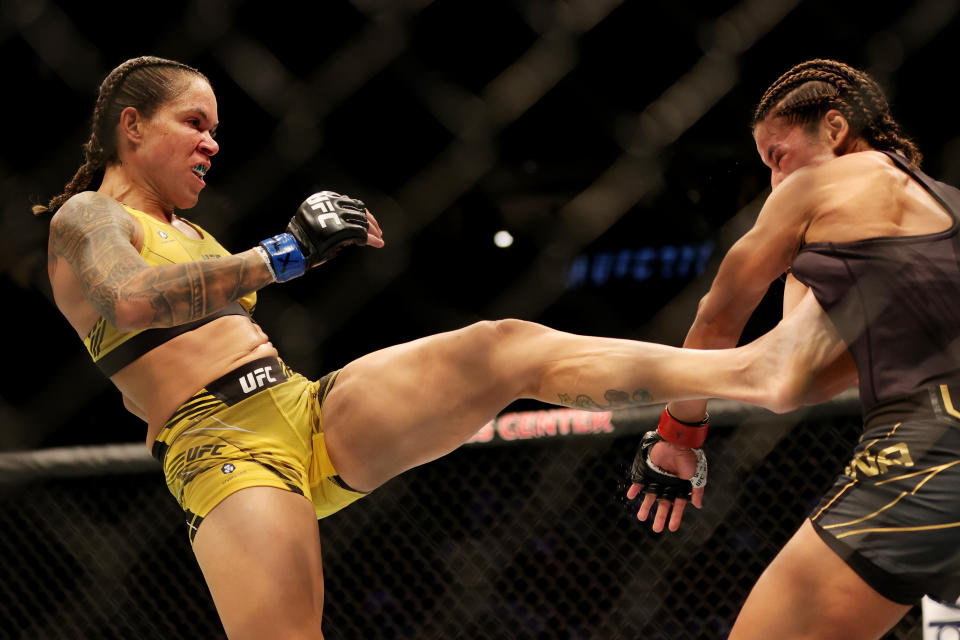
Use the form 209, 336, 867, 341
175, 191, 202, 210
173, 195, 200, 211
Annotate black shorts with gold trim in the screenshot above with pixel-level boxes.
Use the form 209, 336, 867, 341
151, 356, 367, 545
811, 381, 960, 604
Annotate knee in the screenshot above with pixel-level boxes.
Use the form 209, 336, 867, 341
458, 318, 553, 389
463, 318, 550, 348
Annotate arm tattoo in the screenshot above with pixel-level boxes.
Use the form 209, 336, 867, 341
557, 388, 654, 410
49, 192, 274, 329
187, 260, 206, 319
128, 251, 271, 327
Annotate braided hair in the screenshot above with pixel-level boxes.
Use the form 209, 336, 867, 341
752, 59, 921, 168
33, 56, 208, 215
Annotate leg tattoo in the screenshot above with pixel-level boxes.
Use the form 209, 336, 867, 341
557, 389, 654, 410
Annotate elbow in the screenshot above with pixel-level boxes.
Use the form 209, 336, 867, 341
690, 293, 720, 337
109, 269, 169, 331
110, 298, 156, 332
689, 291, 742, 345
694, 292, 714, 324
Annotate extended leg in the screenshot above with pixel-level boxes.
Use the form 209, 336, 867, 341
322, 290, 847, 492
322, 319, 758, 492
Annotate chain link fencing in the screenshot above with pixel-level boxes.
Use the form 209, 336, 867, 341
0, 398, 923, 639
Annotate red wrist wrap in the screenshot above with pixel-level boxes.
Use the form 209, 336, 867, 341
656, 408, 709, 448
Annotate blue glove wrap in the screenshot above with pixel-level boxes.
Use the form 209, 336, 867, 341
259, 232, 307, 282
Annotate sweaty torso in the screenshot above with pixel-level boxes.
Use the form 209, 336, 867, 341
49, 208, 277, 447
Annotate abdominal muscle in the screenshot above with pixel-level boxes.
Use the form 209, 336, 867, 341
110, 315, 278, 448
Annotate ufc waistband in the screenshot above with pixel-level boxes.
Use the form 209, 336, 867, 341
152, 356, 293, 462
864, 380, 960, 430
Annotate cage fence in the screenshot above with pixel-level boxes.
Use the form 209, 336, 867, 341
0, 395, 924, 639
3, 3, 958, 639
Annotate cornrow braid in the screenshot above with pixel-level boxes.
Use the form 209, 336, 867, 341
33, 56, 207, 216
752, 59, 921, 168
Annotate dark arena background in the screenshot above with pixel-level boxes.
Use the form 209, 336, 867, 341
2, 1, 960, 638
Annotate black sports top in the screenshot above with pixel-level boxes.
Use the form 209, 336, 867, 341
790, 151, 960, 413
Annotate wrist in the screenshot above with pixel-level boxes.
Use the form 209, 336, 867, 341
254, 246, 277, 283
259, 233, 307, 282
656, 407, 709, 448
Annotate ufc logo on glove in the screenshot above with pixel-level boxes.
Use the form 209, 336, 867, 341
305, 193, 344, 228
258, 190, 369, 282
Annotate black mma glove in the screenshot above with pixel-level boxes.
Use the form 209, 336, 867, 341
259, 191, 370, 282
630, 430, 708, 501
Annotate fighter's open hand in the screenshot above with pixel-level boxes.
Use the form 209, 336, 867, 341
627, 431, 707, 532
365, 210, 384, 248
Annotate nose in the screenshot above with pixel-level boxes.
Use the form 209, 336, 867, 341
199, 133, 219, 157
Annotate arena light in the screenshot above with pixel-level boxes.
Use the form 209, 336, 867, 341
493, 230, 514, 248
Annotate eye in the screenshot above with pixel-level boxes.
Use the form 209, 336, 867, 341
765, 146, 779, 169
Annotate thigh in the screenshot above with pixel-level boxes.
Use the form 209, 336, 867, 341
730, 519, 910, 640
192, 487, 325, 640
320, 318, 750, 491
321, 321, 529, 492
319, 315, 835, 491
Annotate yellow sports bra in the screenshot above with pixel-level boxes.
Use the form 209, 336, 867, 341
83, 205, 257, 376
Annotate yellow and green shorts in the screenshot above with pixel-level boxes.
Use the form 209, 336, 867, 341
150, 356, 367, 544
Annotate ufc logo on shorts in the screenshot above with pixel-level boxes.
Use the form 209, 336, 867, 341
306, 193, 341, 228
239, 366, 277, 393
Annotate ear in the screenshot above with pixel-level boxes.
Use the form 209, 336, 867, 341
822, 109, 851, 151
117, 106, 145, 145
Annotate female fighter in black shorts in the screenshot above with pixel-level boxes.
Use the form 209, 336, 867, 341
631, 59, 960, 639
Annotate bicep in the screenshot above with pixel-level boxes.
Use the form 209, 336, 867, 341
49, 192, 148, 327
697, 178, 813, 331
695, 228, 795, 334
